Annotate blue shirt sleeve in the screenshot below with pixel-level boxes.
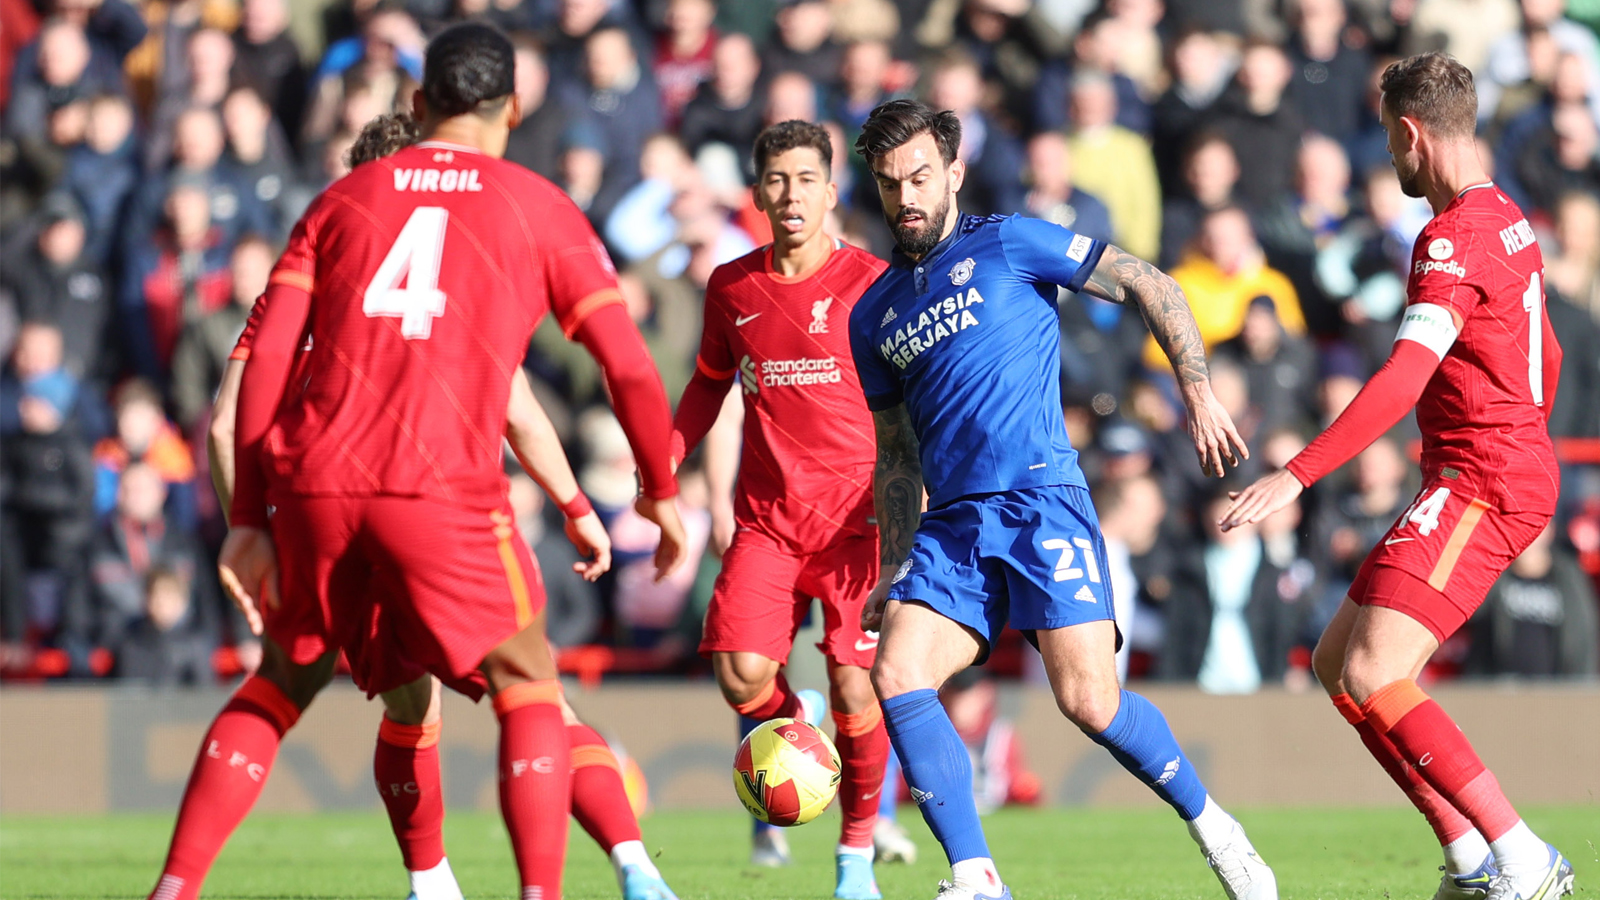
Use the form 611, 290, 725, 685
998, 214, 1107, 294
849, 297, 903, 411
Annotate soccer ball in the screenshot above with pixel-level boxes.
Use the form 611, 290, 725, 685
732, 718, 842, 826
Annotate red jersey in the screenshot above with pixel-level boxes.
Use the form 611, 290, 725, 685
1397, 183, 1561, 514
254, 141, 623, 509
695, 242, 887, 550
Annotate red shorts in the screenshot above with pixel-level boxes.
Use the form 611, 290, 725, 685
266, 493, 545, 699
1350, 479, 1550, 642
699, 528, 880, 669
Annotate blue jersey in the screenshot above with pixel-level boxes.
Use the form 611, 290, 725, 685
848, 213, 1107, 509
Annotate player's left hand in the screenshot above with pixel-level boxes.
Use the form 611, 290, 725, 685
1181, 381, 1249, 477
218, 526, 281, 637
635, 495, 690, 581
564, 511, 612, 581
860, 575, 893, 633
1219, 468, 1305, 532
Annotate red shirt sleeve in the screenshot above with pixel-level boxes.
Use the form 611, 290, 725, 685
671, 275, 735, 463
230, 279, 312, 527
572, 303, 679, 499
230, 293, 266, 361
1285, 339, 1441, 487
230, 216, 316, 362
538, 188, 626, 337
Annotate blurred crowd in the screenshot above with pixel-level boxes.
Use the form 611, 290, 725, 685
3, 0, 1599, 688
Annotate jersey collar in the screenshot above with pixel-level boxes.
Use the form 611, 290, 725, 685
1455, 181, 1494, 198
415, 140, 485, 155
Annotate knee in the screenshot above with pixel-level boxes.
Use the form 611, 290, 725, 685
1054, 680, 1121, 734
869, 656, 929, 701
1340, 649, 1394, 705
713, 655, 775, 707
257, 647, 334, 711
830, 666, 877, 714
381, 677, 440, 726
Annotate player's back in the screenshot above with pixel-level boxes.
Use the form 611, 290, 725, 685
1405, 184, 1559, 514
263, 141, 605, 507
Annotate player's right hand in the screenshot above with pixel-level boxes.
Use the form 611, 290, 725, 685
218, 526, 281, 637
564, 511, 613, 582
635, 495, 690, 581
860, 575, 893, 633
1181, 380, 1249, 477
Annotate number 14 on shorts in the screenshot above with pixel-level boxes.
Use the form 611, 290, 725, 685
1396, 486, 1451, 538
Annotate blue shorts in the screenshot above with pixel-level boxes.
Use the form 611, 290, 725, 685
886, 484, 1116, 660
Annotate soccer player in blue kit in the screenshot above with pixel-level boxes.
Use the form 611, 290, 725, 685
847, 99, 1276, 900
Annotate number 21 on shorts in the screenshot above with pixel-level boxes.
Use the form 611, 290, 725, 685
1399, 487, 1451, 537
1042, 537, 1101, 583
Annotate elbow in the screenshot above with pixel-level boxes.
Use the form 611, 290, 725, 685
208, 411, 235, 456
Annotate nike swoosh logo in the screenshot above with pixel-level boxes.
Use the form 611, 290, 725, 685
862, 788, 881, 800
854, 639, 878, 651
735, 313, 761, 326
1384, 536, 1415, 546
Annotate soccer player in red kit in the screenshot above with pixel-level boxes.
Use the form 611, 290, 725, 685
670, 120, 890, 900
145, 24, 685, 900
199, 113, 678, 900
1221, 53, 1573, 900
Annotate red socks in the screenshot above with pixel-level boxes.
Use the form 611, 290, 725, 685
494, 680, 572, 900
1361, 680, 1521, 842
1334, 693, 1474, 845
375, 717, 446, 872
149, 677, 302, 900
732, 672, 802, 720
832, 705, 889, 849
568, 723, 643, 852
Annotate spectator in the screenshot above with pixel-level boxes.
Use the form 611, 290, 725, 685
232, 0, 310, 141
557, 127, 608, 215
144, 26, 235, 171
0, 0, 41, 112
764, 69, 820, 126
1, 192, 112, 386
1095, 473, 1168, 681
558, 26, 664, 226
1155, 206, 1305, 368
0, 323, 96, 653
89, 461, 206, 651
1309, 435, 1413, 631
91, 378, 198, 531
1022, 131, 1113, 243
654, 0, 718, 129
111, 566, 215, 685
508, 471, 600, 648
542, 0, 641, 95
61, 92, 139, 267
1105, 0, 1168, 101
927, 49, 1024, 217
1285, 0, 1371, 143
1514, 102, 1600, 215
1159, 131, 1242, 267
121, 0, 235, 115
678, 33, 765, 174
955, 0, 1071, 133
504, 35, 569, 180
1212, 296, 1320, 436
171, 235, 273, 430
604, 133, 700, 264
221, 86, 297, 239
1545, 189, 1600, 315
609, 456, 711, 648
1214, 40, 1307, 210
1478, 0, 1600, 127
1467, 523, 1599, 677
1033, 11, 1150, 138
1256, 134, 1354, 310
1494, 49, 1590, 211
1066, 70, 1162, 260
833, 38, 894, 137
134, 106, 275, 250
762, 0, 841, 86
119, 177, 235, 383
1544, 279, 1600, 440
1314, 165, 1431, 350
1404, 0, 1519, 75
302, 7, 422, 146
1151, 27, 1236, 196
6, 10, 145, 141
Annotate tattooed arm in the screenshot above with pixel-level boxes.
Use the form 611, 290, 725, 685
861, 403, 922, 631
1080, 244, 1248, 476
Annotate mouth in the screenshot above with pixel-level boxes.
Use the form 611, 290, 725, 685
897, 211, 926, 230
780, 213, 805, 234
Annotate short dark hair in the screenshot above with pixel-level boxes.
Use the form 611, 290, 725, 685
346, 112, 421, 168
422, 22, 516, 119
753, 119, 832, 177
854, 99, 961, 168
1380, 51, 1477, 139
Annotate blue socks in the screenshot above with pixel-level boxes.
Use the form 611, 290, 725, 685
1090, 690, 1208, 819
881, 689, 990, 863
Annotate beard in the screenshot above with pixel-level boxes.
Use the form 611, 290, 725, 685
885, 189, 952, 258
1394, 155, 1423, 198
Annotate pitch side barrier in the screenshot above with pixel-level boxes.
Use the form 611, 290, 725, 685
1, 682, 1596, 814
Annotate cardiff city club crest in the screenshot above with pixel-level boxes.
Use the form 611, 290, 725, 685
949, 257, 975, 286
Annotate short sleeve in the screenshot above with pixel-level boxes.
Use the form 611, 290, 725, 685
849, 300, 903, 410
1406, 224, 1484, 329
695, 273, 735, 379
998, 214, 1107, 294
538, 189, 625, 337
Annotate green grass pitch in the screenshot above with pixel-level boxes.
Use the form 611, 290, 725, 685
2, 806, 1594, 899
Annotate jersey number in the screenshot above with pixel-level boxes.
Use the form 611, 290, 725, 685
1042, 537, 1101, 583
1523, 271, 1543, 406
364, 207, 449, 339
1402, 487, 1451, 536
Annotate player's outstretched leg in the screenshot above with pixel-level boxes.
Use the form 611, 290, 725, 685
147, 645, 336, 900
1342, 603, 1573, 900
481, 615, 573, 900
1036, 623, 1277, 900
375, 676, 462, 900
1313, 599, 1496, 900
829, 662, 888, 900
873, 601, 1007, 900
714, 651, 819, 868
567, 721, 678, 900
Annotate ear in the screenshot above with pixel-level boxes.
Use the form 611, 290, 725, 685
411, 88, 427, 122
751, 179, 768, 212
1401, 114, 1423, 151
506, 92, 523, 131
947, 157, 967, 194
824, 178, 838, 212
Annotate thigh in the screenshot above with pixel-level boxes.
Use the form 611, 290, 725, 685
1342, 591, 1443, 702
887, 499, 1007, 658
700, 529, 810, 664
803, 535, 882, 668
1033, 619, 1122, 731
989, 486, 1118, 640
359, 496, 544, 698
874, 597, 984, 697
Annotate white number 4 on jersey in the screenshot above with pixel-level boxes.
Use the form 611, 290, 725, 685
364, 207, 449, 339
